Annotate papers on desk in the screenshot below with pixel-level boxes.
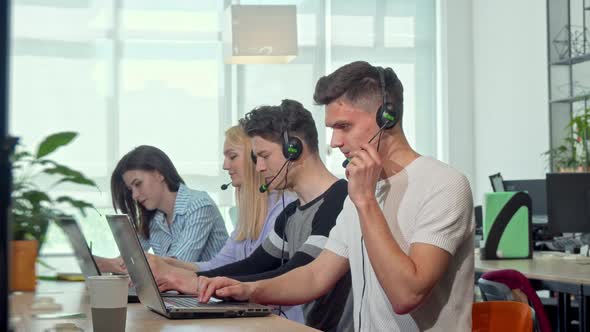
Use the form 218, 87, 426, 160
534, 251, 590, 264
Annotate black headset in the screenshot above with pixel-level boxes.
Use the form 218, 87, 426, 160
281, 130, 303, 161
341, 66, 402, 168
257, 105, 304, 193
375, 66, 401, 130
280, 103, 303, 161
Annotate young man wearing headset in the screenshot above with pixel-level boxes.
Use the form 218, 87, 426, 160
196, 61, 475, 332
149, 99, 353, 332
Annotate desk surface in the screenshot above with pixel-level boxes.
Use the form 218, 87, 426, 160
475, 250, 590, 285
10, 281, 318, 332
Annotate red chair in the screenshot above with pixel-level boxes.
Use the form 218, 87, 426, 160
473, 301, 533, 332
480, 269, 552, 332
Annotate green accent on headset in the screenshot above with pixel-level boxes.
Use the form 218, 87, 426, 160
288, 146, 298, 153
383, 113, 395, 122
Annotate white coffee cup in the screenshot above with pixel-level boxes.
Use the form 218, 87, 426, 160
87, 275, 128, 332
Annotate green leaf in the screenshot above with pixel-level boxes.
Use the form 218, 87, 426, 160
20, 190, 52, 206
53, 176, 97, 188
36, 132, 77, 159
11, 150, 32, 162
40, 161, 98, 190
55, 196, 94, 217
36, 258, 56, 271
43, 164, 85, 179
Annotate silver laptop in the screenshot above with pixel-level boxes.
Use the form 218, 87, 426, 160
105, 214, 272, 319
54, 216, 142, 303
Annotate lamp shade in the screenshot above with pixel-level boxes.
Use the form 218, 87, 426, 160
223, 5, 298, 64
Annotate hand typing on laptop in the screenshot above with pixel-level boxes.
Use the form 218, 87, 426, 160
146, 253, 200, 295
94, 256, 127, 275
197, 276, 255, 303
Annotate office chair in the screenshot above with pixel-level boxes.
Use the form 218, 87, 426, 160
478, 278, 514, 301
473, 301, 533, 332
478, 272, 550, 332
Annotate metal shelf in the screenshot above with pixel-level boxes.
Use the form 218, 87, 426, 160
550, 93, 590, 104
551, 53, 590, 65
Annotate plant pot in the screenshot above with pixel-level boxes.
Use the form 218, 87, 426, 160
557, 167, 590, 173
10, 240, 38, 292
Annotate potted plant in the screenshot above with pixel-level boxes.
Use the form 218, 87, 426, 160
10, 131, 97, 291
544, 107, 590, 172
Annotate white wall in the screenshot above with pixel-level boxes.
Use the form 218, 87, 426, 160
472, 0, 549, 205
442, 0, 550, 205
438, 0, 476, 188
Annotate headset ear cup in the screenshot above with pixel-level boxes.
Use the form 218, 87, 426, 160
375, 66, 399, 130
283, 136, 303, 161
376, 104, 398, 129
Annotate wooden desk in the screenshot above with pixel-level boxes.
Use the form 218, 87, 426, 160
10, 281, 318, 332
475, 251, 590, 332
475, 251, 590, 286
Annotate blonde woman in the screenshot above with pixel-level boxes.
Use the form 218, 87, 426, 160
160, 125, 296, 271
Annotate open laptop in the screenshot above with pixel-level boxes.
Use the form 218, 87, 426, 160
54, 216, 142, 303
488, 172, 506, 192
105, 214, 271, 319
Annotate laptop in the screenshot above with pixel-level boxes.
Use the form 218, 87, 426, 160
54, 216, 142, 303
105, 214, 272, 319
489, 172, 506, 192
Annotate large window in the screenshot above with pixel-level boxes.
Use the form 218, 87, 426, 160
10, 0, 437, 259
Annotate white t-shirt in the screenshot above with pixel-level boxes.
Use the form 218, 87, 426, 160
325, 156, 474, 332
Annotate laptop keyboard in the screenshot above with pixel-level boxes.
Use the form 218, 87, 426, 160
164, 297, 223, 308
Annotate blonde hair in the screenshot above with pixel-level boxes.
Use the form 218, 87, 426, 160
225, 125, 268, 241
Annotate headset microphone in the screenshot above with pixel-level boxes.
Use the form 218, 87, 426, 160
259, 159, 290, 193
220, 181, 232, 190
343, 66, 400, 169
341, 121, 392, 168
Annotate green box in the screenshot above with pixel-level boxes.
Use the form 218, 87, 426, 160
483, 192, 531, 259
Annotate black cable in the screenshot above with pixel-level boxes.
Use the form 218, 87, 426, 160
377, 129, 384, 152
261, 159, 290, 192
356, 112, 384, 330
280, 163, 289, 266
278, 162, 290, 317
278, 308, 288, 318
358, 236, 367, 331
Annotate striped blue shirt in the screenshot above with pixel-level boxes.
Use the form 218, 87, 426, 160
139, 184, 228, 262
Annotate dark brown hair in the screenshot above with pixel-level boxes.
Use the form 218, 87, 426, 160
313, 61, 404, 124
240, 99, 319, 154
110, 145, 184, 239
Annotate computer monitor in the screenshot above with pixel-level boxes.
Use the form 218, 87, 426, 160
489, 173, 505, 192
503, 179, 547, 220
546, 173, 590, 234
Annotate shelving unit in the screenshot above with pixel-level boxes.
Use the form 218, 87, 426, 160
547, 0, 590, 170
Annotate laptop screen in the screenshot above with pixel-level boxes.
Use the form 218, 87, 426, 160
106, 214, 168, 314
489, 173, 505, 192
55, 217, 101, 277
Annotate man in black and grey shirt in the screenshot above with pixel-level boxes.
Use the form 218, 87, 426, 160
149, 99, 352, 332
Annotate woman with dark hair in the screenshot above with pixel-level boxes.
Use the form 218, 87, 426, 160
96, 145, 228, 273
